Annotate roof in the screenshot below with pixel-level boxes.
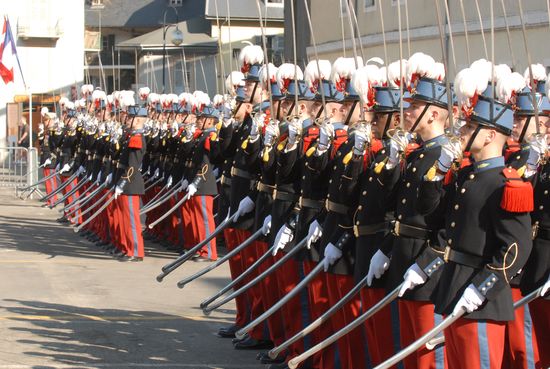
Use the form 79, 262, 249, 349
204, 0, 284, 21
85, 0, 205, 28
116, 17, 217, 52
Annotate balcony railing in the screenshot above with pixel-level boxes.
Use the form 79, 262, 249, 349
17, 19, 63, 40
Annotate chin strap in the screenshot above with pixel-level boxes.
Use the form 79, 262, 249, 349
344, 101, 358, 125
409, 103, 430, 134
382, 112, 393, 139
518, 115, 532, 143
465, 124, 483, 153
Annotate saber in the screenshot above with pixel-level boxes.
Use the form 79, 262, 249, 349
424, 286, 544, 350
47, 177, 89, 208
64, 182, 107, 216
156, 212, 239, 281
199, 243, 277, 310
143, 174, 156, 186
235, 260, 325, 340
176, 228, 263, 288
288, 284, 402, 369
141, 182, 183, 215
144, 175, 164, 193
202, 237, 307, 315
147, 190, 191, 229
142, 181, 170, 208
74, 190, 116, 232
68, 186, 112, 220
40, 171, 79, 202
61, 181, 106, 213
269, 272, 369, 359
18, 168, 60, 191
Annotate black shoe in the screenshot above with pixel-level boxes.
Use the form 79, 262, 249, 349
95, 240, 110, 247
79, 230, 92, 237
218, 325, 240, 338
193, 255, 213, 263
56, 216, 69, 224
118, 255, 143, 262
267, 363, 289, 369
257, 352, 286, 365
233, 337, 274, 350
112, 250, 126, 258
232, 335, 248, 344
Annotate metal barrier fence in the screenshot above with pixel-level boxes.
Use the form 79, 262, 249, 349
0, 147, 40, 195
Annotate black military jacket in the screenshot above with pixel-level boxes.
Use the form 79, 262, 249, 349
117, 131, 146, 195
420, 157, 533, 320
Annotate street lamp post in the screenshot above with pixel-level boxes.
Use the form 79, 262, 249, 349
162, 7, 184, 93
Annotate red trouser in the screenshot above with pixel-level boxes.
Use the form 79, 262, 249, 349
325, 272, 367, 369
224, 228, 250, 328
117, 194, 144, 257
61, 176, 81, 223
502, 288, 540, 369
254, 240, 285, 347
445, 317, 504, 369
360, 288, 401, 367
182, 196, 217, 260
303, 260, 335, 369
273, 255, 307, 358
529, 298, 549, 368
398, 300, 446, 369
43, 168, 58, 206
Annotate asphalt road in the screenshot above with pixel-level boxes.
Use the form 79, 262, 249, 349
0, 188, 264, 369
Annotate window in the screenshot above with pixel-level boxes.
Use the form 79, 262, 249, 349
90, 0, 104, 9
170, 0, 183, 7
392, 0, 406, 5
265, 0, 283, 6
102, 34, 115, 52
340, 0, 358, 17
365, 0, 375, 11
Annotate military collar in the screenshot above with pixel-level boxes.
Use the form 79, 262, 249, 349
332, 122, 347, 130
302, 118, 312, 129
422, 134, 447, 150
132, 129, 144, 135
472, 156, 505, 173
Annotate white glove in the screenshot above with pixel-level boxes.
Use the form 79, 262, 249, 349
272, 225, 294, 256
55, 163, 60, 172
88, 173, 93, 181
114, 185, 123, 199
179, 179, 189, 192
166, 175, 173, 188
541, 274, 550, 297
261, 215, 272, 236
263, 121, 279, 147
77, 165, 86, 175
60, 163, 71, 174
387, 140, 402, 169
96, 171, 102, 184
353, 130, 369, 155
436, 140, 461, 174
105, 173, 112, 185
318, 122, 334, 151
186, 124, 196, 140
234, 196, 255, 220
323, 243, 343, 272
287, 118, 301, 147
250, 114, 263, 141
212, 168, 219, 178
452, 283, 486, 316
366, 250, 391, 286
184, 183, 197, 201
43, 158, 52, 166
306, 220, 323, 249
154, 168, 160, 178
527, 136, 548, 170
398, 263, 428, 297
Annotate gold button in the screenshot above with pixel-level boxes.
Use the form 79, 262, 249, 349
419, 154, 424, 159
406, 182, 411, 188
327, 194, 331, 198
401, 198, 406, 204
412, 167, 417, 172
381, 150, 386, 154
469, 174, 475, 179
448, 239, 453, 245
369, 177, 373, 182
516, 155, 521, 160
545, 190, 549, 195
333, 165, 337, 170
358, 205, 363, 210
362, 191, 367, 195
451, 222, 456, 227
302, 176, 306, 179
398, 215, 403, 220
454, 204, 459, 210
356, 221, 360, 225
539, 205, 544, 210
460, 188, 466, 193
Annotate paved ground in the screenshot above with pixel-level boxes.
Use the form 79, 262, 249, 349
0, 188, 264, 369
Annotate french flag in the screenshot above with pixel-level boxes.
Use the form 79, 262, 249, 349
0, 15, 24, 85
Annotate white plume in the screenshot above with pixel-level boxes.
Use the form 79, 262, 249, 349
92, 89, 107, 103
259, 63, 278, 89
331, 57, 363, 87
213, 94, 225, 107
107, 95, 114, 105
59, 97, 69, 107
524, 63, 547, 85
470, 58, 493, 83
166, 93, 179, 104
387, 59, 408, 88
193, 91, 211, 108
80, 84, 94, 95
119, 91, 136, 109
378, 66, 388, 86
65, 101, 75, 110
148, 92, 160, 104
454, 67, 489, 111
40, 107, 49, 116
546, 73, 550, 97
427, 62, 446, 81
406, 52, 436, 85
351, 65, 382, 107
304, 60, 332, 89
493, 64, 512, 84
239, 45, 264, 69
225, 71, 245, 95
178, 92, 192, 106
276, 63, 304, 90
496, 72, 526, 104
139, 87, 151, 99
